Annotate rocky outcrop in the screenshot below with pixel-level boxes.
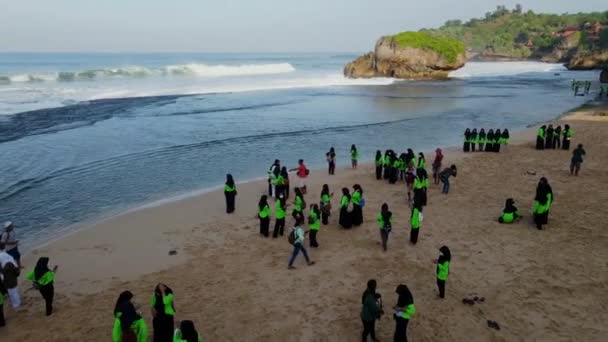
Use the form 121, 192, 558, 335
601, 69, 608, 83
344, 35, 466, 80
541, 33, 581, 63
567, 51, 608, 70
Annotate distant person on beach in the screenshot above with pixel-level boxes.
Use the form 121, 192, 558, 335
151, 283, 175, 342
274, 168, 286, 200
533, 177, 553, 230
292, 188, 306, 225
224, 174, 237, 214
351, 185, 364, 226
562, 124, 573, 150
326, 148, 336, 175
414, 168, 429, 208
113, 290, 148, 342
405, 162, 416, 204
471, 128, 478, 152
536, 125, 546, 150
361, 279, 383, 341
389, 154, 400, 184
377, 203, 392, 251
478, 128, 486, 152
545, 125, 554, 149
0, 243, 20, 310
439, 165, 457, 194
485, 129, 494, 152
26, 257, 57, 316
375, 150, 383, 180
308, 204, 321, 248
553, 126, 562, 149
173, 320, 201, 342
383, 150, 391, 180
417, 152, 425, 170
570, 144, 586, 176
258, 195, 271, 237
320, 184, 332, 225
410, 202, 423, 244
432, 148, 443, 185
280, 167, 290, 199
493, 129, 502, 152
290, 159, 309, 194
436, 246, 451, 299
351, 144, 359, 169
463, 128, 471, 152
1, 222, 21, 268
393, 284, 415, 342
498, 198, 522, 223
501, 128, 510, 147
398, 153, 407, 182
287, 224, 315, 269
272, 196, 287, 238
339, 188, 352, 229
267, 160, 280, 197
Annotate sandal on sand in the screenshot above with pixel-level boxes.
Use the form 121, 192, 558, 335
308, 261, 315, 266
462, 298, 475, 305
486, 320, 500, 330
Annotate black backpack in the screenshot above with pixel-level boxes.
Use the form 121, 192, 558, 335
288, 228, 297, 245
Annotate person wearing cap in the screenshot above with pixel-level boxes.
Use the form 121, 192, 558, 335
0, 243, 21, 310
0, 222, 20, 268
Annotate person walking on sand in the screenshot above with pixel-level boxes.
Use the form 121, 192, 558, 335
410, 202, 423, 245
498, 198, 522, 223
273, 196, 287, 238
377, 203, 393, 252
320, 184, 332, 225
113, 291, 148, 342
267, 160, 280, 197
351, 144, 360, 169
224, 174, 237, 214
375, 150, 384, 180
1, 222, 21, 268
393, 284, 415, 342
432, 148, 443, 185
173, 320, 201, 342
292, 187, 306, 225
570, 144, 586, 176
339, 188, 352, 229
290, 159, 309, 194
439, 165, 457, 194
326, 147, 337, 175
26, 257, 57, 316
308, 204, 321, 248
436, 246, 451, 299
536, 125, 546, 150
287, 224, 315, 269
478, 128, 486, 152
533, 177, 553, 230
258, 195, 271, 237
361, 279, 383, 342
562, 124, 573, 150
351, 184, 364, 226
151, 283, 175, 342
0, 244, 20, 310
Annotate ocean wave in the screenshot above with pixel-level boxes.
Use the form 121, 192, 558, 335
449, 61, 566, 78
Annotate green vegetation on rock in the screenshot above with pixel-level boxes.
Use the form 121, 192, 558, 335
391, 32, 465, 63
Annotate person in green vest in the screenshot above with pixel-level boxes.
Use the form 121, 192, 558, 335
533, 177, 553, 230
308, 204, 321, 248
389, 155, 400, 184
361, 279, 382, 342
258, 195, 271, 237
339, 188, 352, 229
173, 320, 201, 342
553, 126, 562, 149
351, 184, 364, 226
501, 129, 510, 147
410, 202, 422, 245
292, 188, 306, 226
536, 125, 546, 150
463, 128, 471, 152
272, 196, 287, 238
224, 174, 237, 214
416, 152, 425, 170
151, 283, 175, 342
485, 129, 494, 152
351, 144, 360, 169
413, 168, 428, 208
113, 291, 148, 342
0, 275, 6, 327
280, 167, 290, 199
26, 257, 57, 316
478, 128, 486, 152
562, 124, 573, 150
274, 169, 286, 200
493, 128, 502, 152
436, 246, 451, 299
393, 284, 415, 342
377, 203, 392, 251
320, 184, 332, 225
470, 128, 478, 152
498, 198, 522, 224
375, 150, 383, 180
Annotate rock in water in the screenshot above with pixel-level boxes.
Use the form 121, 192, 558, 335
344, 32, 466, 80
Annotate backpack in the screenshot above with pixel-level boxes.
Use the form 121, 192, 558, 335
347, 202, 354, 213
305, 169, 310, 176
288, 228, 297, 245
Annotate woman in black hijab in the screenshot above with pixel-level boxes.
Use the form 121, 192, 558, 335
339, 188, 352, 229
493, 129, 502, 152
436, 246, 451, 299
113, 290, 148, 341
258, 195, 271, 237
533, 177, 553, 230
375, 150, 383, 180
152, 283, 175, 342
27, 257, 57, 316
536, 125, 546, 150
351, 184, 364, 226
478, 128, 486, 152
175, 320, 200, 342
280, 166, 290, 199
463, 128, 471, 152
360, 279, 381, 341
393, 284, 415, 342
545, 125, 554, 149
470, 128, 478, 152
224, 174, 236, 214
485, 129, 494, 152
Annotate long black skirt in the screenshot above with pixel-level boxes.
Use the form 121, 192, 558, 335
536, 136, 545, 150
225, 191, 236, 213
339, 207, 352, 229
153, 314, 174, 342
463, 141, 470, 152
413, 189, 427, 207
562, 138, 571, 150
534, 211, 549, 226
352, 204, 363, 226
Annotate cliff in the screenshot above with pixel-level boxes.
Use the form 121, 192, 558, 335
567, 51, 608, 70
344, 32, 466, 80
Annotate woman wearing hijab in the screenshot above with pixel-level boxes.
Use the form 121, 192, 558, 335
272, 196, 287, 238
478, 128, 486, 152
432, 148, 443, 185
339, 188, 352, 229
533, 177, 553, 230
413, 168, 428, 208
536, 125, 546, 150
375, 150, 383, 180
485, 129, 494, 152
351, 185, 364, 226
399, 153, 407, 182
377, 203, 393, 251
545, 125, 554, 149
351, 144, 360, 169
383, 150, 391, 180
553, 125, 561, 149
326, 147, 336, 175
320, 184, 332, 225
405, 149, 415, 168
470, 128, 478, 152
258, 195, 271, 237
463, 128, 471, 152
292, 188, 306, 226
493, 129, 502, 152
173, 320, 201, 342
436, 246, 451, 299
410, 202, 423, 245
151, 283, 175, 342
270, 162, 281, 198
498, 198, 522, 223
308, 204, 321, 248
562, 124, 573, 150
361, 279, 382, 341
390, 154, 400, 185
224, 174, 237, 214
393, 284, 415, 342
113, 291, 148, 342
26, 257, 57, 316
501, 128, 510, 147
416, 152, 426, 170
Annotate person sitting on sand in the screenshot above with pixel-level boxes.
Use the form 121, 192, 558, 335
0, 244, 20, 311
436, 246, 451, 299
292, 188, 306, 226
498, 199, 522, 224
113, 291, 148, 342
393, 284, 416, 342
339, 188, 352, 229
308, 204, 321, 248
173, 320, 201, 342
151, 283, 175, 342
351, 144, 359, 169
26, 257, 57, 316
287, 223, 315, 269
536, 125, 546, 150
570, 144, 586, 176
432, 148, 443, 185
439, 165, 457, 194
224, 174, 237, 214
361, 279, 382, 342
533, 177, 553, 230
258, 195, 271, 238
320, 184, 332, 225
273, 196, 287, 238
377, 203, 392, 252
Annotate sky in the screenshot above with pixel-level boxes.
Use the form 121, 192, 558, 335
0, 0, 606, 53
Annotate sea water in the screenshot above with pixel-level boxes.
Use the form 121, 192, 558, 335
0, 53, 599, 247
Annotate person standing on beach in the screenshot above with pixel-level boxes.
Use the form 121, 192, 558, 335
436, 246, 451, 299
0, 244, 20, 310
377, 203, 392, 251
292, 188, 306, 225
26, 257, 57, 316
308, 204, 321, 248
533, 177, 553, 230
536, 125, 546, 150
570, 144, 586, 176
432, 148, 443, 185
320, 184, 332, 225
351, 185, 364, 226
113, 291, 148, 342
173, 320, 201, 342
326, 148, 337, 175
287, 224, 315, 269
485, 129, 494, 152
390, 155, 400, 185
268, 160, 280, 197
258, 195, 271, 237
562, 124, 573, 150
280, 167, 290, 199
410, 202, 422, 245
339, 188, 352, 229
290, 159, 309, 194
151, 283, 175, 342
375, 150, 384, 180
361, 279, 382, 341
545, 125, 554, 149
478, 128, 486, 152
274, 168, 286, 200
553, 126, 562, 149
351, 144, 360, 169
416, 152, 426, 170
393, 284, 415, 342
224, 174, 237, 214
470, 128, 478, 152
413, 168, 428, 208
501, 129, 510, 147
498, 199, 522, 223
463, 128, 471, 152
493, 129, 502, 152
1, 222, 21, 268
273, 196, 287, 238
439, 165, 457, 194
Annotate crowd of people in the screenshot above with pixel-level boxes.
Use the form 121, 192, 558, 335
535, 124, 573, 150
571, 80, 591, 96
463, 128, 510, 153
599, 84, 608, 98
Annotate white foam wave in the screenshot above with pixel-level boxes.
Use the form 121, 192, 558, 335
164, 63, 295, 77
449, 61, 566, 78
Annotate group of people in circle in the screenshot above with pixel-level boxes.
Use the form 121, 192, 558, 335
463, 128, 510, 153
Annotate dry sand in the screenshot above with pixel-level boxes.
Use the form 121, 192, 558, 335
1, 104, 608, 341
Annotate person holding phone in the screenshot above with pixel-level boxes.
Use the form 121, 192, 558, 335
26, 257, 58, 316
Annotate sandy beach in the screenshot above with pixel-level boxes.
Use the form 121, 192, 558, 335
1, 104, 608, 341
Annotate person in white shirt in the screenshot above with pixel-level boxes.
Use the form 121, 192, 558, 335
0, 243, 20, 309
287, 224, 315, 270
0, 222, 20, 268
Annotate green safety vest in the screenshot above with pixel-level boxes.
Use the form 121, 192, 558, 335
294, 196, 303, 212
398, 304, 416, 320
534, 194, 552, 214
321, 194, 330, 204
259, 204, 270, 218
538, 128, 545, 138
150, 293, 175, 316
471, 134, 478, 144
413, 176, 425, 190
351, 150, 359, 160
392, 160, 400, 168
113, 313, 148, 342
309, 211, 320, 230
224, 184, 236, 192
26, 270, 55, 286
275, 202, 286, 219
411, 208, 421, 229
174, 329, 202, 342
566, 129, 573, 138
351, 191, 361, 205
377, 213, 392, 229
340, 195, 349, 208
501, 211, 515, 223
437, 261, 450, 280
375, 157, 383, 166
417, 158, 425, 169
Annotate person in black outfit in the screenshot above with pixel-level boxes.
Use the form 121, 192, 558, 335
383, 150, 391, 180
534, 177, 553, 230
493, 128, 502, 152
393, 284, 414, 342
553, 126, 561, 149
478, 128, 486, 152
470, 128, 478, 152
326, 147, 336, 175
485, 129, 494, 152
562, 124, 572, 150
375, 150, 383, 180
389, 154, 398, 185
502, 129, 510, 147
536, 125, 546, 150
258, 195, 270, 237
436, 246, 451, 299
32, 257, 56, 316
0, 274, 6, 327
268, 160, 280, 197
224, 174, 236, 214
413, 168, 428, 207
545, 125, 554, 149
361, 279, 382, 342
152, 283, 175, 342
320, 184, 332, 225
339, 188, 352, 229
273, 196, 286, 238
463, 128, 471, 152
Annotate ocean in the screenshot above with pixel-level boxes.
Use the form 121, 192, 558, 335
0, 53, 599, 248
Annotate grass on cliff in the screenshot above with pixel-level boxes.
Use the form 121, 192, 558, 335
390, 32, 465, 63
